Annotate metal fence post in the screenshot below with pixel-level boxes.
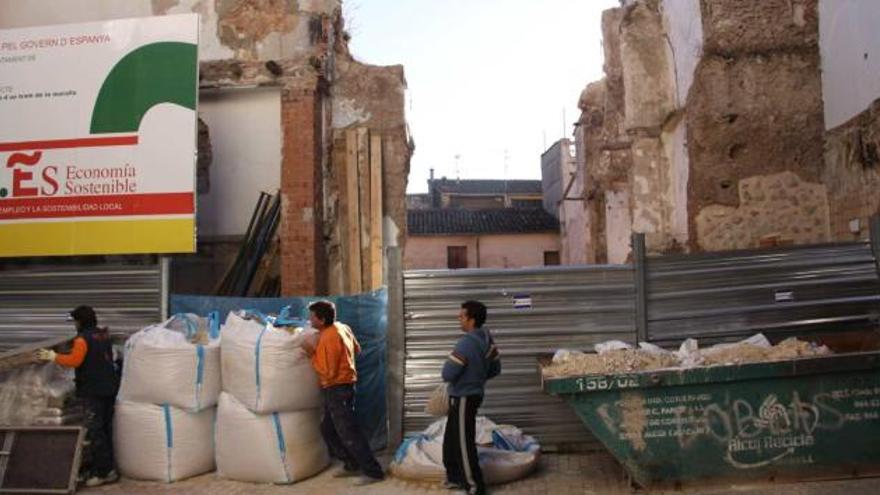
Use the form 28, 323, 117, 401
160, 256, 171, 320
870, 216, 880, 276
385, 246, 405, 450
633, 233, 648, 343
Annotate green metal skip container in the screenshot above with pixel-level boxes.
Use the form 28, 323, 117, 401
541, 350, 880, 488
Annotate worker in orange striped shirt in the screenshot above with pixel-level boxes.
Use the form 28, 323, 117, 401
36, 305, 119, 487
306, 300, 385, 486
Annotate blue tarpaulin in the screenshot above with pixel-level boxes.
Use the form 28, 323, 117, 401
170, 288, 388, 450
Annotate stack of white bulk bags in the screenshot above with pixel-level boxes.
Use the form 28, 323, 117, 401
215, 311, 328, 483
115, 313, 221, 482
114, 401, 216, 482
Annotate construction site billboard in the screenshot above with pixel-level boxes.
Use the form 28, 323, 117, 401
0, 14, 198, 257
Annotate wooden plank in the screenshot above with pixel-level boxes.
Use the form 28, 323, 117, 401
344, 129, 363, 294
249, 236, 279, 297
0, 336, 73, 372
328, 135, 348, 295
369, 134, 384, 289
357, 128, 372, 292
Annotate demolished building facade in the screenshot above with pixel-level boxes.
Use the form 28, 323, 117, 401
0, 0, 412, 296
568, 0, 880, 263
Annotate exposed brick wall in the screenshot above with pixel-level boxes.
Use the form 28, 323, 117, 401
280, 87, 327, 296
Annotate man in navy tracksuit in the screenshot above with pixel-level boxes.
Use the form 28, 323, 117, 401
441, 300, 501, 495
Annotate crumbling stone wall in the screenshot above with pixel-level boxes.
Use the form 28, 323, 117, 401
328, 58, 411, 292
571, 0, 830, 262
689, 0, 826, 251
0, 0, 408, 295
152, 0, 340, 61
697, 171, 830, 250
573, 3, 682, 263
195, 3, 408, 295
823, 100, 880, 241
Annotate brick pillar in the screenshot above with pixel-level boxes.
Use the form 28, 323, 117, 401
280, 87, 325, 296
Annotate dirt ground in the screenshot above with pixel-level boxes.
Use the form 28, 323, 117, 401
82, 451, 880, 495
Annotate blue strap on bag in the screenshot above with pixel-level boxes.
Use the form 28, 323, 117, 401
271, 412, 292, 483
163, 404, 174, 482
254, 325, 269, 409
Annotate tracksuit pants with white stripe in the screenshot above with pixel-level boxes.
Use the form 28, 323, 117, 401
443, 394, 486, 495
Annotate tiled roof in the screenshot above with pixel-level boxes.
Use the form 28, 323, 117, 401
408, 208, 559, 235
429, 179, 542, 195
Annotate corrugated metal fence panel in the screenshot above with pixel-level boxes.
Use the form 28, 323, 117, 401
645, 241, 880, 344
0, 263, 164, 351
403, 265, 636, 448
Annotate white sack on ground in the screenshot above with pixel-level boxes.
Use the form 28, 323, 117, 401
215, 392, 329, 484
118, 314, 221, 411
0, 364, 73, 425
114, 400, 215, 482
390, 416, 540, 485
220, 312, 320, 413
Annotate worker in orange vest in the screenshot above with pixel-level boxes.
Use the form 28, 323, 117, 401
305, 300, 384, 486
36, 305, 119, 487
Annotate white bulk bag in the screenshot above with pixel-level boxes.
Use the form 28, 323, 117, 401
390, 416, 540, 485
118, 314, 221, 411
215, 392, 329, 483
220, 312, 321, 413
114, 400, 215, 482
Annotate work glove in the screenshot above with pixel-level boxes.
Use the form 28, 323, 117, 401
36, 348, 57, 362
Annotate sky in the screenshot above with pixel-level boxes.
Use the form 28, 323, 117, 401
347, 0, 618, 193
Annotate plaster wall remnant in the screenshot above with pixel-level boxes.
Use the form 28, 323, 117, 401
162, 0, 236, 61
215, 0, 298, 60
151, 0, 180, 14
630, 137, 673, 253
661, 115, 689, 248
660, 0, 702, 108
332, 97, 372, 130
605, 188, 632, 264
619, 1, 676, 131
696, 171, 830, 251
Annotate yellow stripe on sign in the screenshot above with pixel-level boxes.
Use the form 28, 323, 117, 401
0, 218, 195, 257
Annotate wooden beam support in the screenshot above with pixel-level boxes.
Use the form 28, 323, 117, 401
357, 128, 371, 292
344, 129, 363, 294
369, 134, 384, 289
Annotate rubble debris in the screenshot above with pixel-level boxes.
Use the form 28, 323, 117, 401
542, 349, 677, 377
543, 334, 832, 378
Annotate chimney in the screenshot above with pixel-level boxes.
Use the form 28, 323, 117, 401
429, 168, 434, 180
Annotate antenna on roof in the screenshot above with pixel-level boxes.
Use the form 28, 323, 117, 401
454, 154, 461, 181
562, 107, 567, 139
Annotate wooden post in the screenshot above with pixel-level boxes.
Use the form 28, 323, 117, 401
328, 136, 348, 295
357, 128, 371, 292
344, 129, 363, 294
369, 134, 384, 289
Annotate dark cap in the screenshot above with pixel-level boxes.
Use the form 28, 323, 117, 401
69, 305, 97, 326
